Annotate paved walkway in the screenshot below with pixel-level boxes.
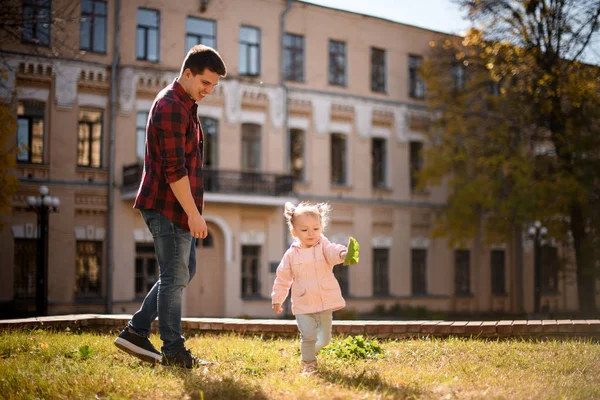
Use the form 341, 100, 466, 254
1, 315, 599, 338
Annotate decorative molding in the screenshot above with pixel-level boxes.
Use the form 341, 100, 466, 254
12, 224, 38, 239
54, 64, 81, 108
354, 102, 373, 138
75, 225, 105, 240
394, 105, 408, 142
119, 67, 136, 114
78, 93, 108, 109
240, 110, 266, 125
267, 86, 285, 128
223, 79, 241, 123
371, 126, 391, 138
133, 228, 153, 243
411, 237, 430, 249
330, 121, 352, 135
372, 235, 393, 248
197, 105, 223, 120
16, 87, 49, 102
239, 231, 265, 245
288, 116, 310, 130
311, 97, 331, 135
136, 98, 154, 111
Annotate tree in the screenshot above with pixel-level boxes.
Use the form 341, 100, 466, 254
420, 0, 600, 316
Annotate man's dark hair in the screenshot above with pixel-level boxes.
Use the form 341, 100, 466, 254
181, 45, 227, 77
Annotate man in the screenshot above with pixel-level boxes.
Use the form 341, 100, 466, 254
114, 45, 227, 368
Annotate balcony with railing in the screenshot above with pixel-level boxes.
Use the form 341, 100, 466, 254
121, 163, 295, 203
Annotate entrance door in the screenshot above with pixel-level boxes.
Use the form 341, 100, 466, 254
184, 222, 225, 317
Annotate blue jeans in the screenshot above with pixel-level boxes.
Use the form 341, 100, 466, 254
128, 209, 196, 356
296, 310, 333, 362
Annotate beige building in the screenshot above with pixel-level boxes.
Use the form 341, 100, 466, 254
0, 0, 587, 319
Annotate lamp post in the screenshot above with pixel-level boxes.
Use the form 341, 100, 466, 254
26, 185, 60, 316
528, 220, 547, 315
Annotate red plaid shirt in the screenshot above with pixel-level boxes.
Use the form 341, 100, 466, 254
134, 79, 203, 231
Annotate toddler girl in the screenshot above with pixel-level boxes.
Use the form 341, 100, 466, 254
271, 201, 349, 375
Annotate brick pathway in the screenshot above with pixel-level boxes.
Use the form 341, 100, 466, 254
1, 315, 599, 338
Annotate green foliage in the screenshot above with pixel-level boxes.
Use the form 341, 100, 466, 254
322, 335, 384, 360
422, 1, 600, 315
343, 237, 360, 266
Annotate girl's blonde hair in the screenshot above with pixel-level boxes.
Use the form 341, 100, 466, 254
283, 201, 331, 231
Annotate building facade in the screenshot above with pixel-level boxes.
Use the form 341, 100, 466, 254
0, 0, 588, 318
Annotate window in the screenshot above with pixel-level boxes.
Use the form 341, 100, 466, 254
491, 249, 506, 295
411, 248, 427, 295
331, 133, 347, 185
239, 26, 260, 76
241, 123, 261, 172
200, 117, 218, 168
136, 8, 159, 62
134, 243, 157, 298
371, 138, 387, 188
333, 264, 349, 297
540, 245, 559, 293
409, 141, 423, 191
451, 63, 466, 92
136, 112, 147, 161
17, 100, 45, 164
241, 245, 260, 297
409, 55, 425, 99
185, 17, 215, 53
77, 108, 103, 168
454, 250, 471, 296
13, 239, 37, 298
75, 241, 103, 297
371, 47, 386, 93
80, 0, 107, 53
284, 33, 304, 82
329, 40, 346, 86
22, 0, 51, 46
289, 128, 304, 181
373, 248, 389, 296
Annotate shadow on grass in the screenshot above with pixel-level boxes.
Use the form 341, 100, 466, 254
319, 367, 424, 399
167, 368, 269, 400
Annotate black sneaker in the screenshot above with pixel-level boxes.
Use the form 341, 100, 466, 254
114, 327, 162, 363
162, 348, 213, 369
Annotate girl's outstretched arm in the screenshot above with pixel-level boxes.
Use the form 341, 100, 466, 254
271, 250, 293, 306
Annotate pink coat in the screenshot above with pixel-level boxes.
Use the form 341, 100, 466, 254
271, 235, 347, 315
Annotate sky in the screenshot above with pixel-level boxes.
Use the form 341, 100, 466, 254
302, 0, 599, 64
301, 0, 472, 36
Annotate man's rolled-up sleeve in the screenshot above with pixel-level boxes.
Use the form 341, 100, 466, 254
154, 102, 189, 183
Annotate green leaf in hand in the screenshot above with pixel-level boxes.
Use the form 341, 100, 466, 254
343, 237, 360, 266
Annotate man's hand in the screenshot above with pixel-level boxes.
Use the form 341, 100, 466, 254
272, 304, 283, 314
189, 211, 207, 239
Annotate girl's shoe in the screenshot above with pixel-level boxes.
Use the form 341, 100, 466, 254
301, 360, 317, 375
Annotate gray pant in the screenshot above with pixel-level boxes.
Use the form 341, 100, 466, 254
296, 310, 333, 362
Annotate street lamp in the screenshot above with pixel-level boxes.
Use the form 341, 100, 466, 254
26, 185, 60, 316
528, 220, 547, 315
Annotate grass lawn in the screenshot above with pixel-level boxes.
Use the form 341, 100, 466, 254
0, 328, 599, 399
